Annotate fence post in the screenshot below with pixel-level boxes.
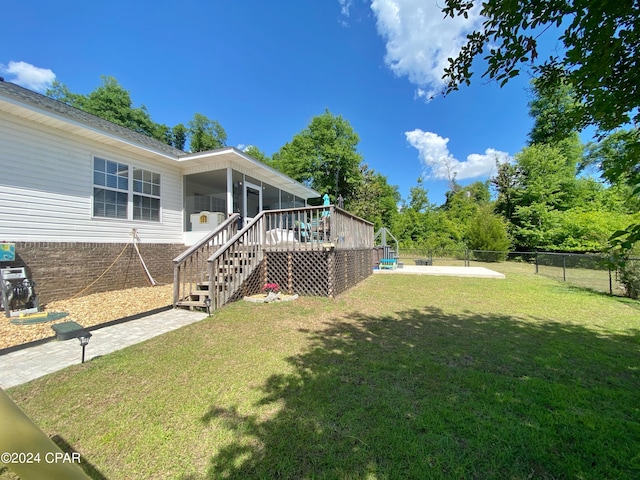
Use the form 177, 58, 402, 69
562, 254, 566, 282
608, 265, 613, 295
535, 252, 538, 274
465, 249, 469, 267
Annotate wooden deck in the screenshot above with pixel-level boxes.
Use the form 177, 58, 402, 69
173, 206, 374, 311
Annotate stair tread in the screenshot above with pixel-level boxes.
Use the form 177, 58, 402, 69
176, 300, 207, 307
188, 292, 210, 298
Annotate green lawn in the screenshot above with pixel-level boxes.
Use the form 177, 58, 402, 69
3, 271, 640, 479
399, 253, 626, 295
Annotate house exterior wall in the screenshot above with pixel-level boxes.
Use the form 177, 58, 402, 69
10, 241, 185, 304
0, 112, 184, 244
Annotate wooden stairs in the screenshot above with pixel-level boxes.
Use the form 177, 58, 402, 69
175, 247, 258, 311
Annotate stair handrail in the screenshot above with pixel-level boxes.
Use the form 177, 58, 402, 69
173, 213, 240, 265
207, 212, 267, 309
173, 213, 240, 307
206, 214, 264, 263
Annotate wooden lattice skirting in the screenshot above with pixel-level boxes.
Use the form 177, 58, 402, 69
234, 249, 372, 299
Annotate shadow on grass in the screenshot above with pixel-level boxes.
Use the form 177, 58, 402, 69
199, 307, 640, 479
553, 282, 640, 310
51, 435, 108, 480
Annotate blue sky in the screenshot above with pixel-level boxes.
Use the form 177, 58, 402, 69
3, 0, 550, 206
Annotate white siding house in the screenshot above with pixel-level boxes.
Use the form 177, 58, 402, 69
0, 79, 318, 303
0, 111, 184, 244
0, 80, 318, 245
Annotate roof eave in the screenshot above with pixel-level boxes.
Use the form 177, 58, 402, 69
179, 147, 320, 199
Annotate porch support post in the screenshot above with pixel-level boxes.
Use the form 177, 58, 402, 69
226, 167, 233, 216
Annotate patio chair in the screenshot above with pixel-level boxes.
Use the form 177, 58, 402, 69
309, 215, 330, 242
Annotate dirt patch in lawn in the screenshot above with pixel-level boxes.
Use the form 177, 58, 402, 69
0, 284, 173, 350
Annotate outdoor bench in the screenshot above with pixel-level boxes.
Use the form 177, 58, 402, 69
379, 258, 397, 270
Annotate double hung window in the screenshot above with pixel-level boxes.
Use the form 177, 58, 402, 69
93, 157, 161, 221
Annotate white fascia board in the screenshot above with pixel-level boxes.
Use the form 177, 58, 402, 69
179, 147, 320, 198
0, 96, 180, 163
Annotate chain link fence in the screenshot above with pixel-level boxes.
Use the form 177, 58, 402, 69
398, 248, 636, 297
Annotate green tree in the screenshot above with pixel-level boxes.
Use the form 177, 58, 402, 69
171, 124, 188, 150
442, 0, 639, 132
47, 79, 83, 106
442, 0, 640, 248
272, 109, 363, 204
585, 129, 640, 206
439, 182, 492, 247
48, 76, 161, 139
350, 165, 400, 231
489, 144, 575, 250
47, 77, 228, 153
528, 79, 579, 145
492, 161, 520, 222
188, 113, 227, 152
527, 78, 584, 165
407, 177, 432, 213
243, 145, 271, 164
466, 205, 511, 261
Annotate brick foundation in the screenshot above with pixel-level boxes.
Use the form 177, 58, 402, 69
4, 242, 186, 305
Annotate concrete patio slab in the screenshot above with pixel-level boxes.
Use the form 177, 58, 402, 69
374, 265, 506, 279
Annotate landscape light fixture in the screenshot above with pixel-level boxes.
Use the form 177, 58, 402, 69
78, 333, 92, 363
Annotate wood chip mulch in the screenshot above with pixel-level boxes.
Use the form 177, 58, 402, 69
0, 284, 174, 350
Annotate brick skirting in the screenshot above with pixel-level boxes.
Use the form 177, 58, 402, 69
4, 242, 186, 305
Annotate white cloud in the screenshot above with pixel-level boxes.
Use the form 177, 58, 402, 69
405, 129, 510, 181
0, 61, 56, 92
368, 0, 483, 100
338, 0, 354, 17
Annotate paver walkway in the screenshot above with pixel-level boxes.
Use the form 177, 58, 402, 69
0, 308, 208, 389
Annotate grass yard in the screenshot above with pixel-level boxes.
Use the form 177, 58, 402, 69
398, 253, 626, 295
2, 271, 639, 479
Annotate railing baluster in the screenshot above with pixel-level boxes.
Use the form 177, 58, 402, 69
172, 213, 241, 307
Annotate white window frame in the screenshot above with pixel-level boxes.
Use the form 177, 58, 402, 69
132, 167, 161, 222
92, 157, 162, 222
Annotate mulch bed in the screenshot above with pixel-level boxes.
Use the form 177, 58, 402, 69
0, 284, 173, 350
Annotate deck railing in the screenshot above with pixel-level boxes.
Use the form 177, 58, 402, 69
173, 213, 239, 307
261, 205, 374, 251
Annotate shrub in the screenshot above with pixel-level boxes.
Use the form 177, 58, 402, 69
618, 256, 640, 299
466, 207, 511, 262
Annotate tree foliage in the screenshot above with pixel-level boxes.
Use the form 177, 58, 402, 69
349, 164, 400, 231
442, 0, 640, 249
271, 109, 363, 204
466, 205, 511, 261
527, 78, 584, 165
243, 145, 271, 164
407, 177, 432, 213
188, 113, 227, 152
46, 76, 227, 153
48, 76, 166, 140
442, 0, 640, 133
